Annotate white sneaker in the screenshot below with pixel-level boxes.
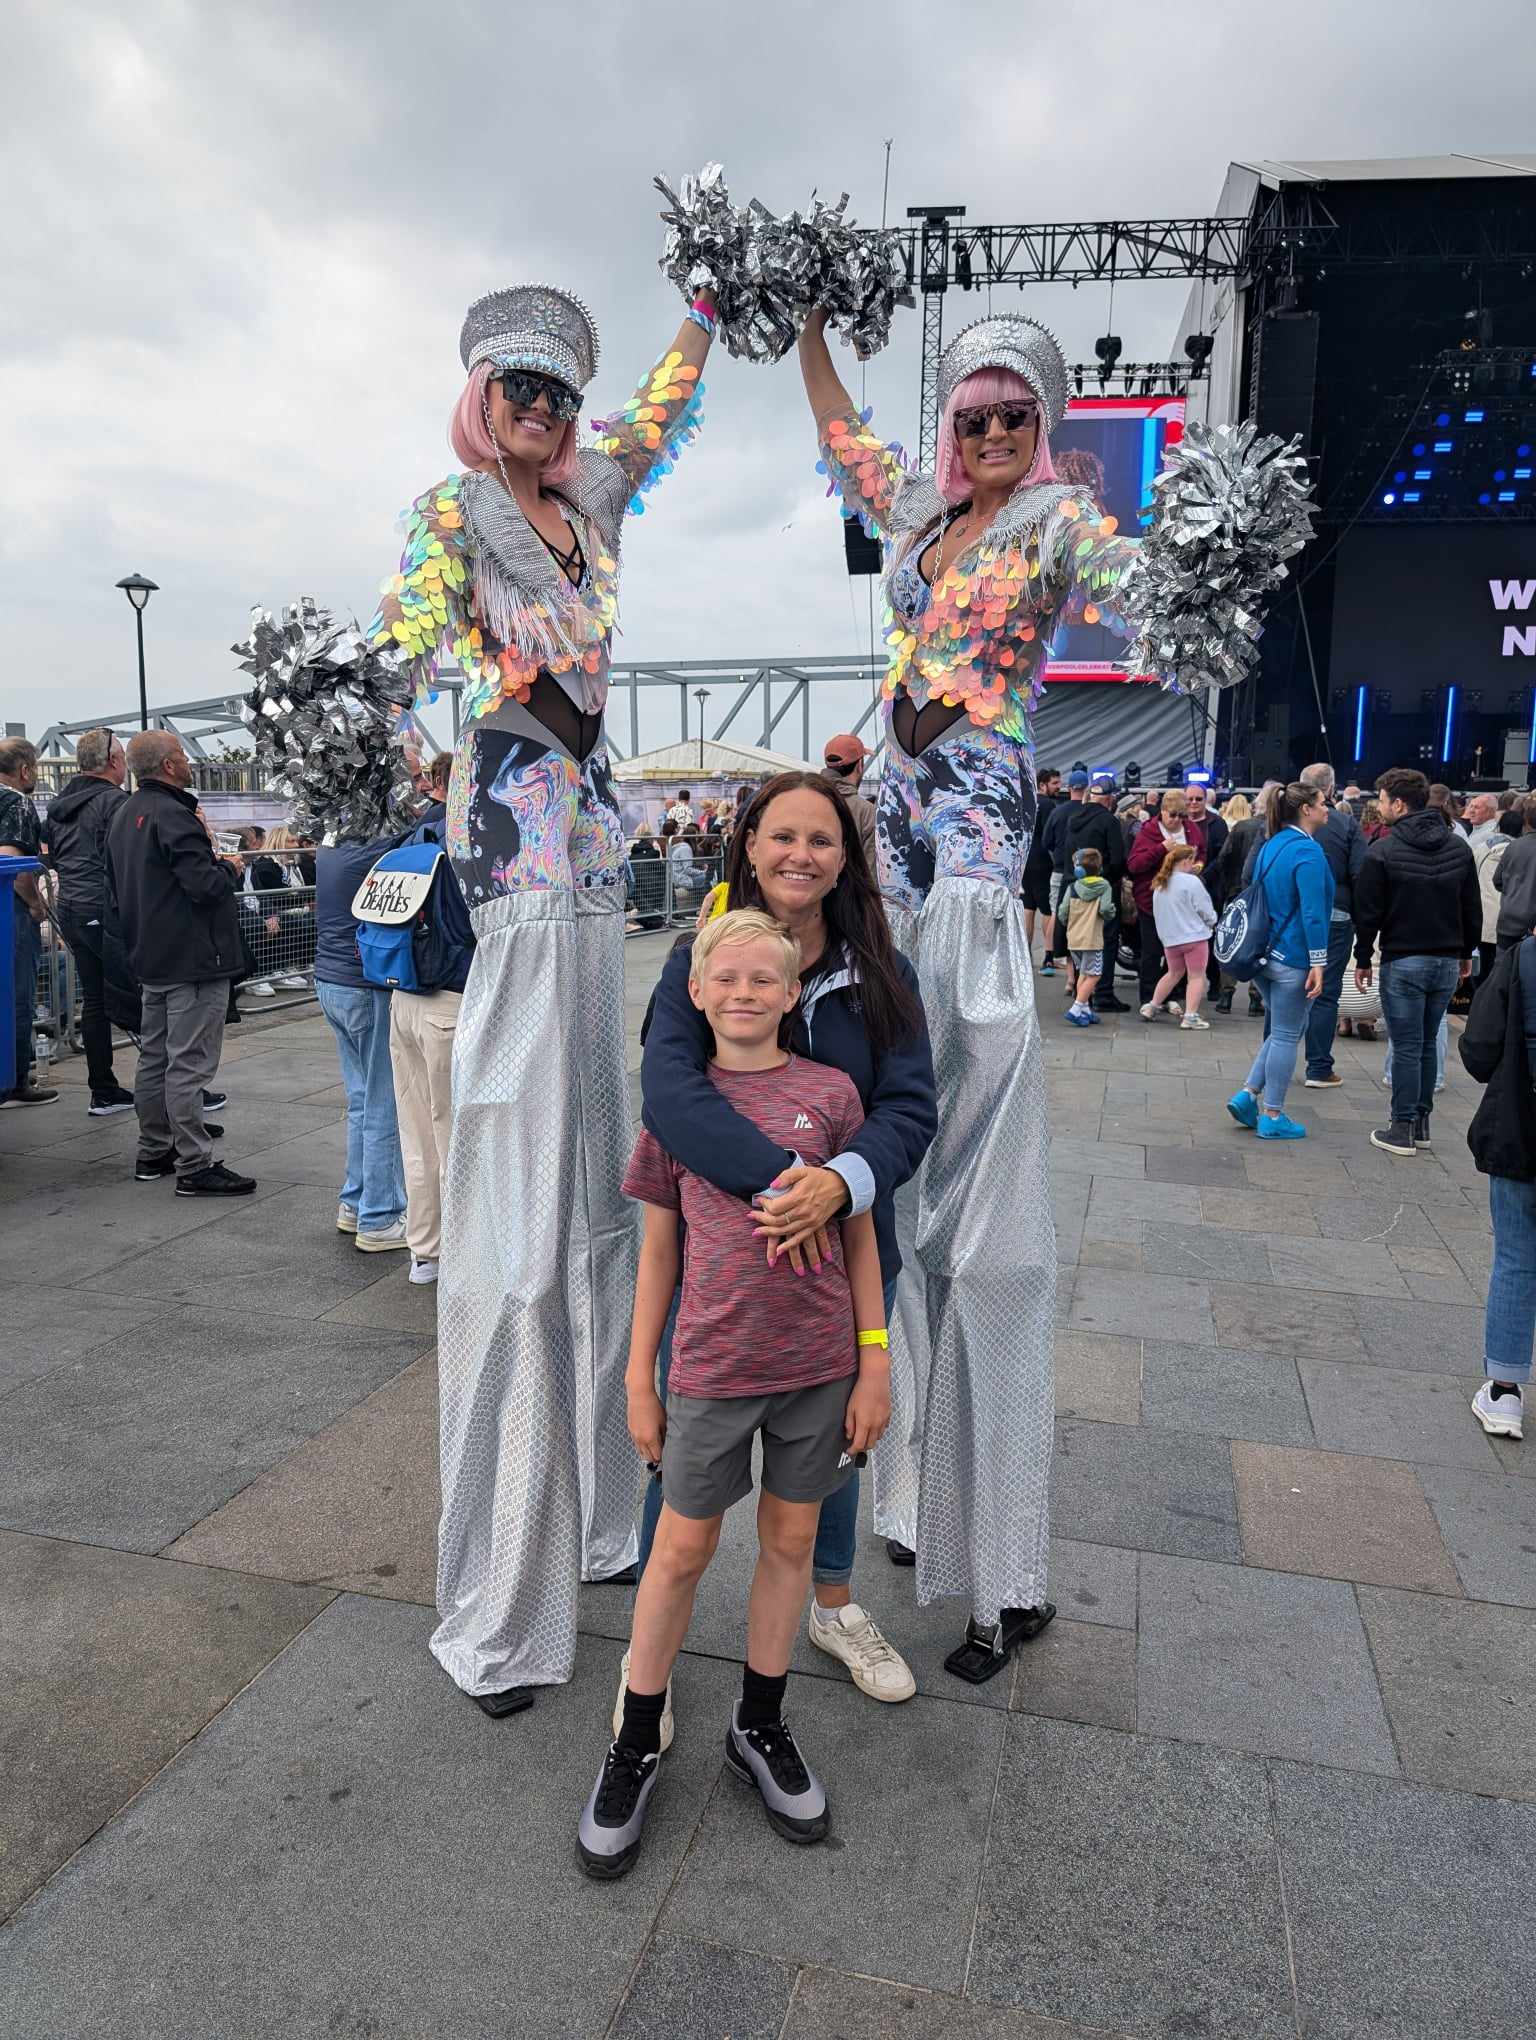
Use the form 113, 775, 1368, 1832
1471, 1380, 1524, 1440
409, 1256, 439, 1285
246, 981, 276, 999
1139, 1002, 1160, 1022
1180, 1013, 1211, 1030
808, 1602, 916, 1702
336, 1201, 359, 1234
276, 973, 310, 991
612, 1648, 675, 1752
355, 1216, 409, 1253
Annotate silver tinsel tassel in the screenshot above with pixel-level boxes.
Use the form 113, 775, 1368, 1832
1123, 420, 1316, 694
655, 165, 910, 363
233, 598, 417, 842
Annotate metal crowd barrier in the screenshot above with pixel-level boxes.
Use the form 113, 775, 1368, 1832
623, 842, 724, 935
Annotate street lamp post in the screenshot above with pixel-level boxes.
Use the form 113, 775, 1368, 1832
693, 688, 711, 774
115, 573, 159, 731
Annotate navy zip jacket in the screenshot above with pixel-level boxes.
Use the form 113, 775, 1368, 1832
640, 940, 937, 1287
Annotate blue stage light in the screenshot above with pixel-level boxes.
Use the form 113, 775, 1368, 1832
1411, 444, 1426, 457
1521, 445, 1532, 458
1442, 684, 1458, 763
1354, 684, 1368, 763
1499, 490, 1517, 502
1433, 441, 1453, 453
1495, 469, 1507, 482
1480, 492, 1493, 505
1382, 492, 1397, 505
1403, 491, 1422, 503
1394, 470, 1408, 484
1413, 470, 1432, 480
1435, 412, 1451, 426
1466, 409, 1485, 423
1516, 468, 1533, 480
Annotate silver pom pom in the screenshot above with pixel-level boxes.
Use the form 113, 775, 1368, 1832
654, 167, 910, 363
233, 598, 417, 842
1123, 420, 1316, 695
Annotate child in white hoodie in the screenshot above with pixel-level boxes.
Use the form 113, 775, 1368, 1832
1146, 843, 1217, 1030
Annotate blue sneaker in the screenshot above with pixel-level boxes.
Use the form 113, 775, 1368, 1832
1257, 1112, 1307, 1140
1066, 1006, 1093, 1028
1085, 1007, 1101, 1024
1226, 1089, 1259, 1131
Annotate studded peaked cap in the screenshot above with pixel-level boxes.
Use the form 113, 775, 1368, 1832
459, 284, 601, 391
936, 315, 1071, 435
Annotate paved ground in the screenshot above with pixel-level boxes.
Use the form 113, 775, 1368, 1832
2, 937, 1533, 2039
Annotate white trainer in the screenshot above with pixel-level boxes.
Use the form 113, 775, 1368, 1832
1180, 1013, 1212, 1030
409, 1256, 439, 1285
336, 1202, 359, 1235
355, 1216, 409, 1253
1471, 1380, 1524, 1440
808, 1602, 916, 1702
611, 1647, 675, 1752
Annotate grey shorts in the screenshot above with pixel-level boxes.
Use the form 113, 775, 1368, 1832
662, 1375, 856, 1519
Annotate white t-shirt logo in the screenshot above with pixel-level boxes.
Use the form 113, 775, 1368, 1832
793, 1111, 814, 1131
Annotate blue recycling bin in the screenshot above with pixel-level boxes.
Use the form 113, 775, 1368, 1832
0, 854, 43, 1094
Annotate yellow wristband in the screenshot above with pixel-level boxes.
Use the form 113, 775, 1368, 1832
857, 1329, 889, 1348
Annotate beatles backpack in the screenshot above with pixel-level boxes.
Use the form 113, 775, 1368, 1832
352, 837, 473, 992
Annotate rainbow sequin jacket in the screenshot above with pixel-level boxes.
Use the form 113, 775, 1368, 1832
818, 411, 1143, 744
367, 350, 704, 725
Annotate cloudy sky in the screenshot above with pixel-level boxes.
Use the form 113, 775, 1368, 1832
7, 0, 1530, 756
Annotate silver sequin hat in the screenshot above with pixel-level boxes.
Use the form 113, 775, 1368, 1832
459, 285, 601, 391
936, 315, 1070, 435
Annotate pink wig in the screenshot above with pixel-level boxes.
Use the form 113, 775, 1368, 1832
934, 366, 1057, 505
448, 359, 580, 488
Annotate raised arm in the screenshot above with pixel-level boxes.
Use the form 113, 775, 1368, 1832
1043, 494, 1143, 634
799, 307, 906, 540
589, 297, 713, 511
365, 481, 478, 708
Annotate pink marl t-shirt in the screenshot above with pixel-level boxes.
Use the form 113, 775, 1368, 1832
622, 1053, 865, 1400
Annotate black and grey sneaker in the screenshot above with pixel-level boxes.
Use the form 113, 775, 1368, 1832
89, 1084, 137, 1117
175, 1161, 256, 1197
1412, 1113, 1433, 1149
134, 1152, 176, 1182
577, 1742, 660, 1880
1370, 1121, 1417, 1158
724, 1704, 828, 1844
202, 1089, 228, 1113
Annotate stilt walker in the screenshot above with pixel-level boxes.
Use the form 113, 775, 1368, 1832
798, 307, 1313, 1681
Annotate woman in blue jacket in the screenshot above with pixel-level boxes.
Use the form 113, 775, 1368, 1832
630, 771, 937, 1731
1227, 782, 1335, 1140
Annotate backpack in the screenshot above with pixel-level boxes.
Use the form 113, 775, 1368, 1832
1213, 839, 1277, 980
352, 836, 473, 992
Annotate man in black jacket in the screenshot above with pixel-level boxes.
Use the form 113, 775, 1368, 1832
1022, 764, 1061, 960
1060, 779, 1129, 1011
107, 732, 255, 1195
1353, 766, 1479, 1157
44, 727, 134, 1115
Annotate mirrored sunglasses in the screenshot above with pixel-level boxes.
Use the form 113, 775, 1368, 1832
954, 399, 1040, 439
494, 369, 582, 422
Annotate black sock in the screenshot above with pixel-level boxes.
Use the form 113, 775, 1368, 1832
617, 1683, 667, 1758
739, 1663, 788, 1732
1491, 1381, 1523, 1400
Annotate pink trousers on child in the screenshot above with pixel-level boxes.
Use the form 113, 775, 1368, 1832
1162, 939, 1209, 980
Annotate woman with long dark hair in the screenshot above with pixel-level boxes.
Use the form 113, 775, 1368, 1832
623, 771, 936, 1735
1226, 782, 1333, 1141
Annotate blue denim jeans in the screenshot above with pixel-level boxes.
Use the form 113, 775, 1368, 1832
1379, 955, 1460, 1126
316, 981, 405, 1231
1305, 920, 1356, 1080
10, 906, 39, 1088
636, 1274, 898, 1588
1243, 961, 1311, 1112
1486, 1174, 1536, 1383
1383, 1018, 1447, 1097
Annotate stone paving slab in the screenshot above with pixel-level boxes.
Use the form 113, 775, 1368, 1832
1351, 1295, 1488, 1374
1271, 1759, 1536, 2039
0, 1311, 427, 1552
783, 1967, 1129, 2038
1051, 1420, 1240, 1561
1418, 1464, 1536, 1606
1046, 1537, 1139, 1631
1137, 1554, 1398, 1774
1068, 1269, 1214, 1344
1298, 1360, 1503, 1471
0, 1282, 165, 1399
1231, 1442, 1463, 1594
967, 1718, 1296, 2039
1139, 1219, 1271, 1284
0, 1532, 329, 1921
1140, 1340, 1315, 1448
0, 1163, 293, 1289
1208, 1282, 1368, 1362
611, 1933, 796, 2040
659, 1673, 1006, 1995
165, 1354, 440, 1602
0, 1597, 738, 2040
1052, 1332, 1141, 1425
1008, 1617, 1136, 1733
1357, 1586, 1536, 1799
319, 1258, 440, 1334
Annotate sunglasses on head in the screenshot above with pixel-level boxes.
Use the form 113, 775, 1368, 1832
954, 399, 1040, 439
494, 368, 582, 422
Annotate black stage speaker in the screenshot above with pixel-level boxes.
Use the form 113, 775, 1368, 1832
843, 521, 883, 577
1253, 310, 1320, 450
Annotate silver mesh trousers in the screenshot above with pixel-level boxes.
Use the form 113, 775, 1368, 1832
430, 886, 639, 1694
874, 877, 1056, 1624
